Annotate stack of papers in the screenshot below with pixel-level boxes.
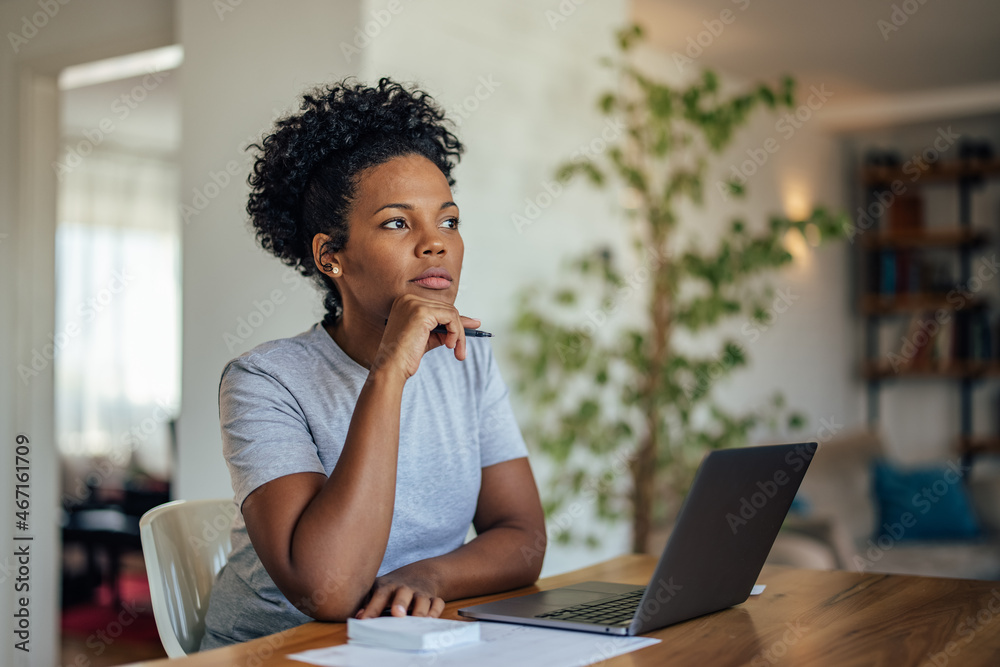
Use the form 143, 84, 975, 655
289, 619, 660, 667
346, 616, 480, 651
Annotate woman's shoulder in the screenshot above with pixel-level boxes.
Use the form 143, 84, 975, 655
220, 323, 326, 380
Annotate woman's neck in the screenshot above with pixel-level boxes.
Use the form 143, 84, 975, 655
324, 314, 385, 372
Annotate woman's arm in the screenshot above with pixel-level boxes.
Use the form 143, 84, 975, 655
241, 367, 406, 621
241, 295, 478, 622
355, 456, 546, 618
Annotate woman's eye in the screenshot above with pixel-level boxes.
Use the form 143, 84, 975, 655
442, 218, 461, 229
383, 218, 406, 230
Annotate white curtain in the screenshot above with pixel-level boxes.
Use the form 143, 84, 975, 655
56, 146, 181, 482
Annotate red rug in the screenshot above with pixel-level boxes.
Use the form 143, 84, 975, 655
61, 572, 161, 644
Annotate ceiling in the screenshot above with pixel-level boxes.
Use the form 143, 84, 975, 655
632, 0, 1000, 107
55, 1, 999, 143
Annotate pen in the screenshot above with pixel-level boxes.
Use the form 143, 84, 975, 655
383, 319, 493, 337
433, 325, 493, 337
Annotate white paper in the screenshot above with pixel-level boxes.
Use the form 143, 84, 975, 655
751, 584, 766, 596
288, 621, 660, 667
347, 616, 480, 651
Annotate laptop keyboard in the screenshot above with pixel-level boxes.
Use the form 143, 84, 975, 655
535, 587, 646, 627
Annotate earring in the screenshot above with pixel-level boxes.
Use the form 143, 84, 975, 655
332, 267, 339, 274
323, 262, 334, 273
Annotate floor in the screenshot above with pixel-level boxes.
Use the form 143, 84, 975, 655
61, 550, 167, 666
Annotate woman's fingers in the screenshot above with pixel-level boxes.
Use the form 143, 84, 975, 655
429, 597, 446, 618
389, 587, 415, 617
410, 595, 432, 617
452, 314, 467, 360
356, 582, 444, 620
381, 295, 484, 377
357, 586, 393, 619
359, 583, 418, 618
425, 311, 476, 358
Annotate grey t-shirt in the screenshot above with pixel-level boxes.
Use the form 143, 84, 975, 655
200, 322, 528, 650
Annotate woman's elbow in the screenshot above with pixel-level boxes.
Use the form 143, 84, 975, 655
301, 603, 355, 623
280, 573, 370, 622
518, 523, 546, 582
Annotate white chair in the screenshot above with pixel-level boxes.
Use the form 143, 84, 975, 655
139, 498, 236, 657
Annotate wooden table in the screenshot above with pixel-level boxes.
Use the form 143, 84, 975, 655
124, 554, 1000, 666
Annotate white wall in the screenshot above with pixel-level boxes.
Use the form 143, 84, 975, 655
174, 0, 363, 500
358, 0, 633, 328
0, 3, 175, 665
357, 0, 636, 576
0, 33, 12, 667
704, 85, 860, 446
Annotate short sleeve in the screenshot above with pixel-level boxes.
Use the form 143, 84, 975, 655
218, 357, 325, 508
477, 343, 529, 468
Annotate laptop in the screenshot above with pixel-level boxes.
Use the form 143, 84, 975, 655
459, 442, 817, 635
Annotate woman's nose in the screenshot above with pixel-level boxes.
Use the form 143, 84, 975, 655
416, 229, 446, 255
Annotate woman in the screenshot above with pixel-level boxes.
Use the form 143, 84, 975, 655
200, 77, 546, 650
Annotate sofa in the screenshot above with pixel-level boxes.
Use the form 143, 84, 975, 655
766, 429, 1000, 580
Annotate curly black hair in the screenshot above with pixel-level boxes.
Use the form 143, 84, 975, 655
245, 77, 464, 326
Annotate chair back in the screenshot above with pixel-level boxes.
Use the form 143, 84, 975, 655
139, 498, 236, 656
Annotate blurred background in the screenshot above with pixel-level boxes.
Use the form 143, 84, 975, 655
1, 0, 999, 664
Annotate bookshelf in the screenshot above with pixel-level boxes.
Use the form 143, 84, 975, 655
860, 157, 1000, 464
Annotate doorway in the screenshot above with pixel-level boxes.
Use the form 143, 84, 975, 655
55, 45, 181, 666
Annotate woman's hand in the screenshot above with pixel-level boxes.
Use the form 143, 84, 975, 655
354, 563, 446, 619
373, 293, 480, 381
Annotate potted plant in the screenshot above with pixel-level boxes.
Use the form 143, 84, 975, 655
507, 24, 848, 554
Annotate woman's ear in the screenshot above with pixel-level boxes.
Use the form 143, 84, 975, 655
312, 233, 340, 277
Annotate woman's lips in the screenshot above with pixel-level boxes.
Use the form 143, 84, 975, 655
412, 277, 452, 289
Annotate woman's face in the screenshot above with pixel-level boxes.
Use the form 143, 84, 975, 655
320, 153, 464, 324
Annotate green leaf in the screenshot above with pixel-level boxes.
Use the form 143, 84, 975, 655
703, 70, 719, 93
579, 399, 600, 420
555, 289, 576, 305
757, 85, 776, 107
616, 23, 644, 51
598, 92, 616, 114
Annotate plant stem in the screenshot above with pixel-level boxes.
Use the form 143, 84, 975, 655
632, 228, 672, 553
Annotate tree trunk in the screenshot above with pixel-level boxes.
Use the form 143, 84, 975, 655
631, 238, 672, 553
631, 432, 655, 553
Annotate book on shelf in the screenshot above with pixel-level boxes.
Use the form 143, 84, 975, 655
895, 250, 918, 293
873, 252, 952, 299
888, 310, 996, 372
887, 192, 924, 232
934, 316, 955, 369
879, 251, 896, 294
890, 314, 954, 370
970, 310, 993, 361
894, 313, 955, 369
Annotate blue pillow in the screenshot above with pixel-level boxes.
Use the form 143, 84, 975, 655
788, 493, 811, 516
871, 459, 981, 541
